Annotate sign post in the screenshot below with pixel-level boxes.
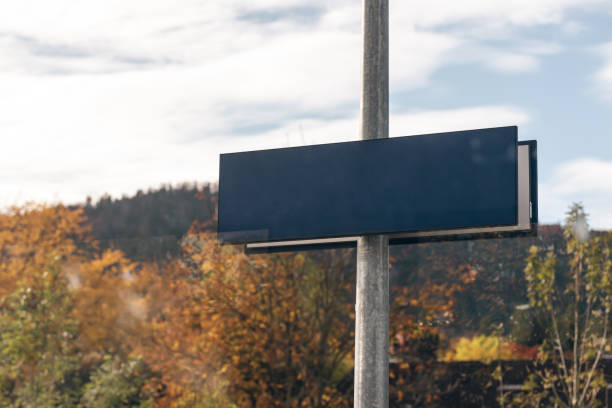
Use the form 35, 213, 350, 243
217, 2, 538, 407
355, 0, 389, 407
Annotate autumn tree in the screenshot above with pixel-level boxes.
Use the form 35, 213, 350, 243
81, 355, 157, 407
0, 204, 90, 298
510, 204, 612, 407
130, 258, 232, 407
0, 261, 82, 407
0, 204, 157, 406
177, 231, 355, 407
390, 225, 567, 337
69, 249, 143, 357
389, 263, 475, 407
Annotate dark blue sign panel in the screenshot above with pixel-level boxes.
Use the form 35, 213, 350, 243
218, 126, 518, 245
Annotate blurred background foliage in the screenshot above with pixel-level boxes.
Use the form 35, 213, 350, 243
0, 185, 610, 407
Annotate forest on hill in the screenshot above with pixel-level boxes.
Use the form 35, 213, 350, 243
78, 183, 218, 260
1, 185, 610, 407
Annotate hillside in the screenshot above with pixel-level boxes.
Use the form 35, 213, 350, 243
79, 183, 217, 260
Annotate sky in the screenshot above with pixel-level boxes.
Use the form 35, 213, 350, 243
1, 0, 612, 228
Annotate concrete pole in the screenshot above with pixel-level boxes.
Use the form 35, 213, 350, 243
354, 0, 389, 407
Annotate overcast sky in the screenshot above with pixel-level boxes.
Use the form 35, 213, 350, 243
2, 0, 612, 227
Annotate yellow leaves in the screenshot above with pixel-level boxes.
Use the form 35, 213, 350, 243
200, 260, 215, 274
88, 248, 131, 273
293, 253, 305, 268
0, 205, 138, 356
441, 335, 523, 363
72, 248, 140, 355
0, 204, 90, 298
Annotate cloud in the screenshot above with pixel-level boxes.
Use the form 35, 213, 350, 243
594, 42, 612, 99
0, 101, 528, 208
0, 0, 607, 209
226, 104, 529, 149
442, 43, 544, 74
236, 5, 324, 24
390, 26, 459, 88
540, 158, 612, 228
0, 0, 592, 77
390, 106, 529, 136
561, 20, 587, 35
486, 52, 540, 73
390, 1, 589, 75
548, 158, 612, 195
393, 0, 607, 29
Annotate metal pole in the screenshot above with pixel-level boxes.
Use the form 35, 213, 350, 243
354, 0, 389, 407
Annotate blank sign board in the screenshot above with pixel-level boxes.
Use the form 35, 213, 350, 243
217, 126, 538, 252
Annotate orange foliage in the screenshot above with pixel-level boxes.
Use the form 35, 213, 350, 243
389, 265, 474, 406
131, 259, 214, 406
71, 249, 144, 356
505, 342, 539, 360
1, 204, 489, 407
135, 231, 355, 407
0, 204, 146, 357
390, 264, 474, 340
0, 204, 89, 297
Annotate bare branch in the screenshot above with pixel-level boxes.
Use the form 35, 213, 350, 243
578, 306, 608, 406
